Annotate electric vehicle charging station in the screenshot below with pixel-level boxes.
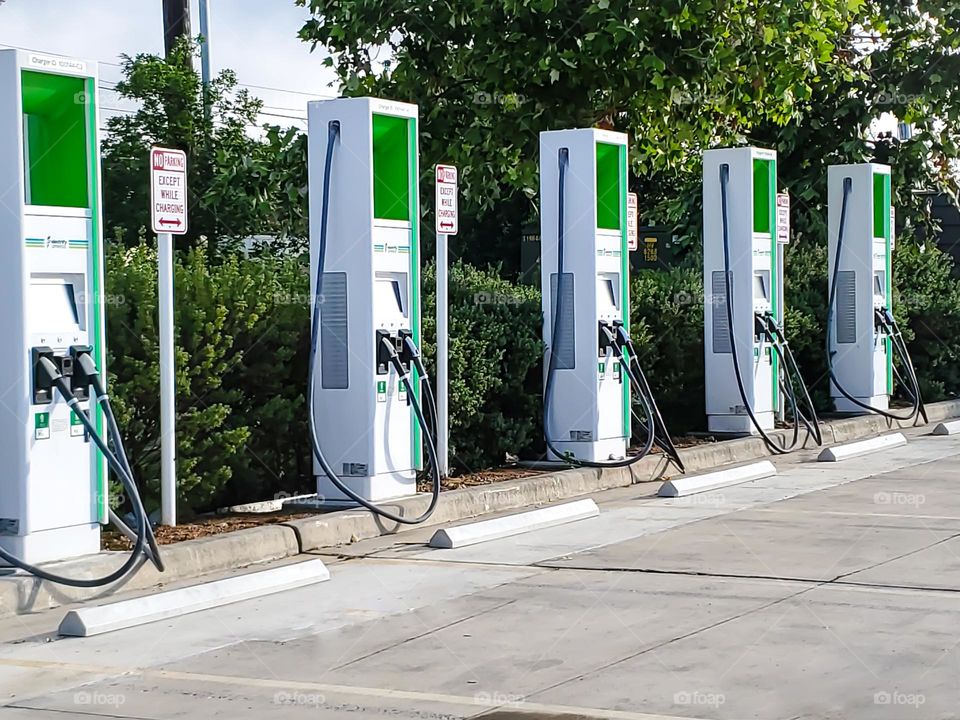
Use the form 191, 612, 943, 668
827, 163, 925, 420
540, 129, 630, 462
703, 147, 820, 449
0, 49, 159, 583
828, 164, 893, 413
0, 50, 163, 587
540, 128, 682, 469
704, 147, 779, 434
0, 50, 107, 563
308, 97, 440, 522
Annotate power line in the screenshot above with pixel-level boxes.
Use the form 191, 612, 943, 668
0, 43, 336, 102
238, 81, 336, 99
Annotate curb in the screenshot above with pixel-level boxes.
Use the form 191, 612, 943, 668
658, 460, 777, 497
2, 399, 958, 618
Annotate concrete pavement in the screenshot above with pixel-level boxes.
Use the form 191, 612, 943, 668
1, 428, 960, 718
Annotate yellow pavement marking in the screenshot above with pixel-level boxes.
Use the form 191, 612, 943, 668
0, 656, 705, 720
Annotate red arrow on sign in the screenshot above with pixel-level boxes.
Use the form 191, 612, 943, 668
440, 221, 454, 230
159, 218, 183, 227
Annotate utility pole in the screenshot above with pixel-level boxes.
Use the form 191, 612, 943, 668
199, 0, 212, 120
162, 0, 192, 61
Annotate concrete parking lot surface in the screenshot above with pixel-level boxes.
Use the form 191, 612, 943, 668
1, 428, 959, 719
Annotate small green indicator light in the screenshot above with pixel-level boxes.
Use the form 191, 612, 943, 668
35, 412, 51, 440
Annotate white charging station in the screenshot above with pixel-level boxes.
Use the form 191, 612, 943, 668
703, 147, 780, 434
308, 97, 423, 504
828, 163, 893, 412
0, 50, 107, 563
540, 128, 631, 462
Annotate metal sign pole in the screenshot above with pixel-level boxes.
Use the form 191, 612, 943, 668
150, 146, 188, 526
158, 232, 177, 526
437, 232, 450, 477
434, 164, 458, 478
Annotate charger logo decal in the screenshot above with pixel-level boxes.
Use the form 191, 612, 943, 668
24, 238, 87, 250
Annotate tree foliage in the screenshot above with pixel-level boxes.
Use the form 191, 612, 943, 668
102, 39, 309, 253
299, 0, 960, 264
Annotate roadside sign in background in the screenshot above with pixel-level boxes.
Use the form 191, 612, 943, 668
627, 193, 638, 251
151, 147, 188, 235
776, 193, 790, 244
435, 164, 458, 236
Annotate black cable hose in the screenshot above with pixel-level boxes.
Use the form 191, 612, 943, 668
883, 314, 928, 422
410, 352, 442, 471
891, 361, 916, 403
307, 120, 441, 525
763, 316, 823, 446
769, 340, 813, 448
81, 354, 162, 571
764, 320, 813, 448
0, 370, 152, 587
826, 177, 924, 422
543, 148, 656, 467
96, 390, 164, 572
718, 164, 818, 454
882, 312, 926, 422
616, 342, 685, 472
623, 342, 684, 471
617, 333, 685, 472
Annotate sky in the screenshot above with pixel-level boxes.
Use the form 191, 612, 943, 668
0, 0, 340, 128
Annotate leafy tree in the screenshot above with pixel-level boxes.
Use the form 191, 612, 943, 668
298, 0, 960, 264
298, 0, 858, 267
764, 1, 960, 249
102, 38, 309, 253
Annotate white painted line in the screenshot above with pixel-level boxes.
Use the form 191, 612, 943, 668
58, 559, 330, 637
658, 461, 776, 498
428, 499, 599, 549
932, 420, 960, 436
817, 432, 907, 462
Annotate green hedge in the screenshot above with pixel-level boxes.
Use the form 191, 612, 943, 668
891, 243, 960, 401
421, 261, 543, 471
629, 267, 705, 433
105, 240, 960, 515
106, 247, 544, 511
106, 242, 311, 514
784, 240, 960, 409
